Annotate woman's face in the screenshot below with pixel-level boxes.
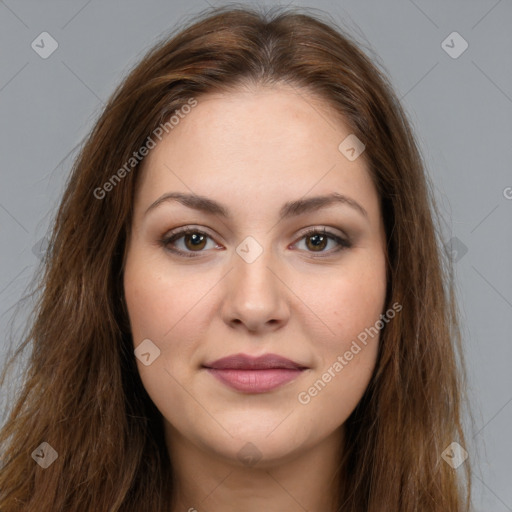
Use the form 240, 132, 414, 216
123, 84, 387, 466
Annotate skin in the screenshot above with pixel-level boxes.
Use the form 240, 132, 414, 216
123, 83, 387, 512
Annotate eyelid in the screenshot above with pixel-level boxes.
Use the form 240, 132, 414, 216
294, 225, 349, 241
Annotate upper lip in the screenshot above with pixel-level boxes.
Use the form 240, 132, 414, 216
203, 353, 307, 370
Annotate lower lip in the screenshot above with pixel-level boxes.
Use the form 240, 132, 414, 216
205, 368, 304, 393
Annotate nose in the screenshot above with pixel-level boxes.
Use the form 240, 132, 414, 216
221, 243, 290, 333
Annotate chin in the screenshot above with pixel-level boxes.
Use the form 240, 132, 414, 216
196, 420, 312, 466
212, 435, 306, 469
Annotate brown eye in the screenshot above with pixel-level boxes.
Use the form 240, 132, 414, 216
305, 232, 329, 252
161, 226, 350, 259
161, 228, 217, 257
182, 232, 207, 251
295, 228, 351, 257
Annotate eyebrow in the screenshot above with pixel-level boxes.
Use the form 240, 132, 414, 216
144, 191, 368, 220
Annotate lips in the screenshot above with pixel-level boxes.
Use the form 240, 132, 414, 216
204, 353, 307, 370
202, 353, 308, 393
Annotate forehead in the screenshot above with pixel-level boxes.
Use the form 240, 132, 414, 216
158, 84, 354, 165
134, 84, 378, 220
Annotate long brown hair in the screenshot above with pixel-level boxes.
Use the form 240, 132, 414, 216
0, 4, 472, 510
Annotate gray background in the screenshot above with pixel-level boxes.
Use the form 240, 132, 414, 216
0, 0, 511, 510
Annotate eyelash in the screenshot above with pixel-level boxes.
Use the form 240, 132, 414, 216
159, 226, 351, 259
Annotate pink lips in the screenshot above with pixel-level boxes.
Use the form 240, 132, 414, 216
203, 353, 308, 393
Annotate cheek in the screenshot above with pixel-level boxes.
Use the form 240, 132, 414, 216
295, 282, 385, 429
123, 248, 209, 342
123, 248, 218, 388
123, 271, 172, 342
296, 345, 378, 436
292, 253, 387, 427
293, 254, 386, 409
123, 255, 206, 421
298, 255, 387, 354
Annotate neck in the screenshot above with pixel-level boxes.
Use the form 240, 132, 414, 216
166, 424, 344, 512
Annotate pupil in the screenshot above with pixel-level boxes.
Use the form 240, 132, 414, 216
190, 233, 203, 245
309, 234, 326, 250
